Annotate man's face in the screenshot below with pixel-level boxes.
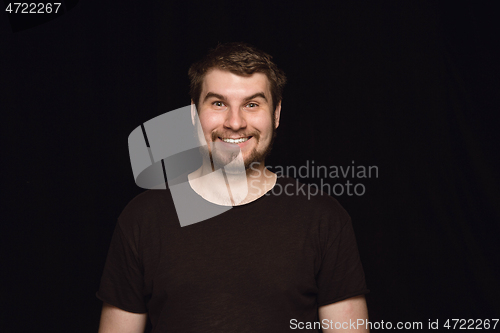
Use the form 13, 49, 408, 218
194, 69, 280, 170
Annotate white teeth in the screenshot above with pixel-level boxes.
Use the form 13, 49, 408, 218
222, 137, 249, 144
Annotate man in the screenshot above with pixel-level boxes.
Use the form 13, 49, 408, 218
97, 42, 369, 332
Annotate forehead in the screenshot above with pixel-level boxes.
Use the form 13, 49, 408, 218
201, 69, 270, 98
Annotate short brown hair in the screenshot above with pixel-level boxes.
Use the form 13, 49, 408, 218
188, 42, 287, 112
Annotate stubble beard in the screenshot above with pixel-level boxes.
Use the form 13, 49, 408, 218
198, 121, 277, 174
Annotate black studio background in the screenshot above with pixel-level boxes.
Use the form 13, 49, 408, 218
1, 1, 499, 332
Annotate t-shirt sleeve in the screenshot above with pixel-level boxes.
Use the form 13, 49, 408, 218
96, 218, 148, 313
316, 215, 369, 306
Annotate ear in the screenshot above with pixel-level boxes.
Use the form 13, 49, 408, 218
190, 100, 197, 126
274, 101, 282, 129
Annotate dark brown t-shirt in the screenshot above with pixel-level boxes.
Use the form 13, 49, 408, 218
97, 176, 368, 332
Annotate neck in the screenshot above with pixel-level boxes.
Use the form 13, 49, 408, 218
188, 159, 277, 206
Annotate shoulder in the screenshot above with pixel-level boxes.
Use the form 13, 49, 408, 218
273, 176, 350, 222
271, 177, 353, 252
120, 189, 171, 216
117, 188, 177, 233
120, 170, 190, 220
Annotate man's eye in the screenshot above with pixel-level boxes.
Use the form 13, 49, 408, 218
213, 101, 225, 107
247, 103, 258, 108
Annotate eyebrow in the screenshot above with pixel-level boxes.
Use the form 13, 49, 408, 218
202, 92, 268, 103
244, 92, 268, 102
203, 92, 226, 103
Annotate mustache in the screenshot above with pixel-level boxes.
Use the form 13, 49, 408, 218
211, 131, 260, 142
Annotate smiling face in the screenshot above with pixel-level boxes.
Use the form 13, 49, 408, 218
195, 68, 281, 170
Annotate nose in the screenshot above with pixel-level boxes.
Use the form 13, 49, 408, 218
223, 107, 247, 131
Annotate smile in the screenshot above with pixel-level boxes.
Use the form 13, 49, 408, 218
220, 137, 251, 144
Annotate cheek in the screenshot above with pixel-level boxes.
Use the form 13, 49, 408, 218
256, 117, 274, 137
198, 114, 219, 134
